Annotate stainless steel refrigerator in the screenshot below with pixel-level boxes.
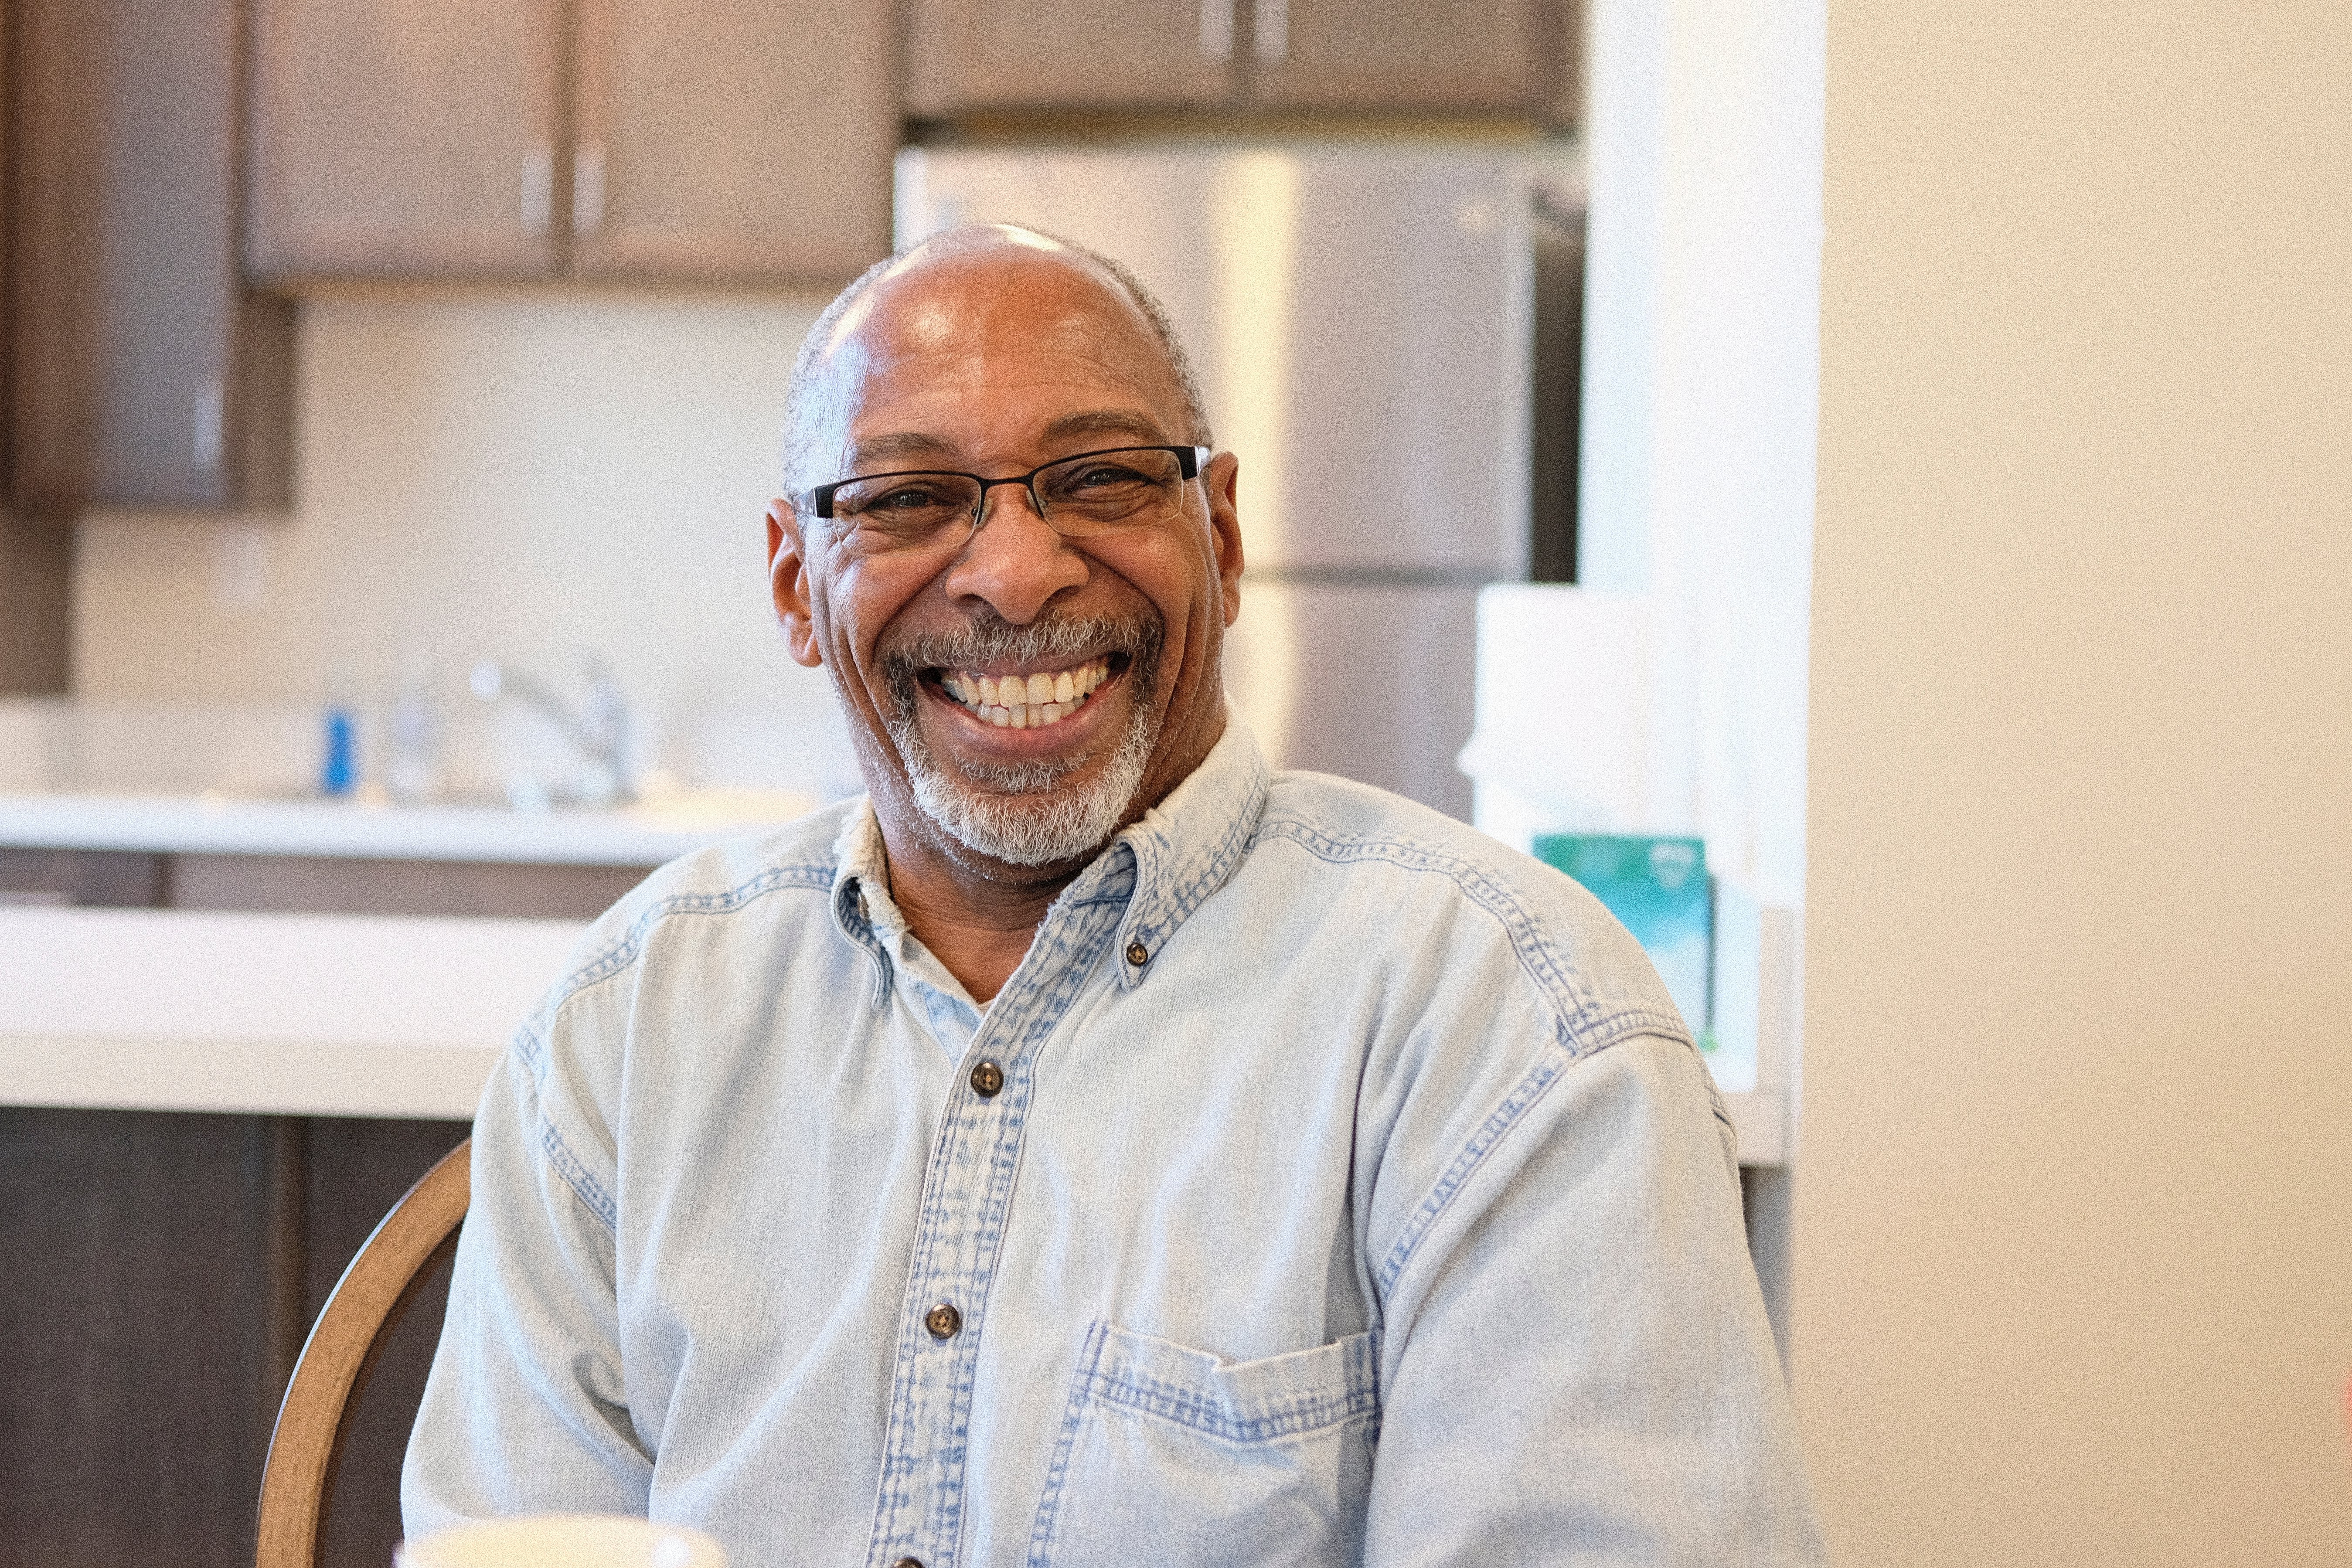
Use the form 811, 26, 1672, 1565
895, 143, 1582, 820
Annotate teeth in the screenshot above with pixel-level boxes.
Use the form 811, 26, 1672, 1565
943, 656, 1113, 729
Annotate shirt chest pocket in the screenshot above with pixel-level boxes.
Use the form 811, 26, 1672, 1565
1026, 1321, 1381, 1568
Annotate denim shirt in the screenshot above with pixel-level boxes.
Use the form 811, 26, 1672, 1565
403, 720, 1821, 1566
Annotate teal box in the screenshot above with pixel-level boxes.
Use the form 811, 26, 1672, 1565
1533, 835, 1712, 1045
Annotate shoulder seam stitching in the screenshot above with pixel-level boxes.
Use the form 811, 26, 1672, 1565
548, 861, 835, 1014
521, 860, 834, 1229
1373, 1019, 1683, 1298
1249, 816, 1688, 1054
1236, 814, 1693, 1302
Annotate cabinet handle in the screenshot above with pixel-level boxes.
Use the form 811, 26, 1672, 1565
1198, 0, 1233, 61
1253, 0, 1289, 63
573, 146, 606, 236
521, 143, 555, 235
193, 377, 225, 475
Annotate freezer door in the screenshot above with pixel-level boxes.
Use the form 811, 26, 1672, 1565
897, 145, 1543, 578
1221, 582, 1478, 820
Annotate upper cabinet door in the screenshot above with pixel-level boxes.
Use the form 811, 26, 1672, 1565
906, 0, 1238, 114
569, 0, 893, 283
12, 0, 294, 515
247, 0, 564, 282
1244, 0, 1567, 113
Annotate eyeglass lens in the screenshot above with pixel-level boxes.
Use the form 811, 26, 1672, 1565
830, 448, 1191, 547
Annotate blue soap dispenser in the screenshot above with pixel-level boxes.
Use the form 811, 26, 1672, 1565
321, 702, 358, 797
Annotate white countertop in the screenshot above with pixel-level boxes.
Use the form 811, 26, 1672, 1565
0, 907, 582, 1118
0, 789, 819, 866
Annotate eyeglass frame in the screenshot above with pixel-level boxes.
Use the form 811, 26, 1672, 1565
794, 444, 1212, 543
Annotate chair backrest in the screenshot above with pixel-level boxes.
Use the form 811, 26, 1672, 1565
256, 1138, 472, 1568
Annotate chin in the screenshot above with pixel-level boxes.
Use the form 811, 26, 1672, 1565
906, 715, 1154, 867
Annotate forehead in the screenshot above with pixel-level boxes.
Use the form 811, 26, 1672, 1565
818, 244, 1189, 458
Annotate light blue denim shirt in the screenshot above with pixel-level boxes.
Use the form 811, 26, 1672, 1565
403, 719, 1821, 1566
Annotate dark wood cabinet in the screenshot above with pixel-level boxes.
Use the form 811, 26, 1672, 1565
250, 0, 895, 287
569, 0, 895, 282
8, 0, 295, 515
247, 0, 566, 281
1246, 0, 1571, 113
0, 1109, 469, 1568
907, 0, 1576, 122
0, 514, 71, 694
905, 0, 1236, 114
0, 5, 68, 696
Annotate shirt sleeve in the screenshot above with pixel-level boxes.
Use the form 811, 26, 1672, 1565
1362, 1033, 1823, 1566
401, 1015, 653, 1535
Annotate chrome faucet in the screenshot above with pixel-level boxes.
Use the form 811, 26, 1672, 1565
469, 657, 632, 808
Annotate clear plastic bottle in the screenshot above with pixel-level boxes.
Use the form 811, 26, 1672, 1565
385, 656, 442, 804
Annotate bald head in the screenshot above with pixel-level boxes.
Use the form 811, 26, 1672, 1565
780, 225, 1212, 503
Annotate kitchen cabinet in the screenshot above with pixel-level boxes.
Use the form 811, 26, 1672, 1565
905, 0, 1236, 114
0, 1108, 468, 1568
0, 517, 70, 694
570, 0, 896, 281
8, 0, 295, 514
249, 0, 894, 287
907, 0, 1576, 122
1246, 0, 1571, 113
0, 6, 66, 696
246, 0, 564, 280
0, 846, 649, 917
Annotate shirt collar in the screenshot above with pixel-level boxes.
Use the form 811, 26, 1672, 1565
1094, 713, 1269, 991
829, 713, 1271, 1000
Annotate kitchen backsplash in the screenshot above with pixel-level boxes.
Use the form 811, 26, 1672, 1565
71, 288, 863, 802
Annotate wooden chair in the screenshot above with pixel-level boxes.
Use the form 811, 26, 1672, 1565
255, 1138, 472, 1568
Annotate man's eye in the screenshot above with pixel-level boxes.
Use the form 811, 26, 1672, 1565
856, 484, 958, 513
1063, 464, 1149, 491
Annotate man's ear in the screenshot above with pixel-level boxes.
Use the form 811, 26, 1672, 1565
766, 500, 824, 668
1205, 451, 1245, 627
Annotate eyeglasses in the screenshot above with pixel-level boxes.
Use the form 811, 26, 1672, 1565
798, 445, 1210, 551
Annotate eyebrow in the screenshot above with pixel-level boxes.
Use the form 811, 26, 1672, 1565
846, 431, 961, 472
1037, 409, 1171, 448
844, 410, 1174, 478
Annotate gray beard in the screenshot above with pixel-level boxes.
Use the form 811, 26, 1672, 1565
879, 612, 1162, 867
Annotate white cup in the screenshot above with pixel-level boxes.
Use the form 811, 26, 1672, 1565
395, 1515, 726, 1568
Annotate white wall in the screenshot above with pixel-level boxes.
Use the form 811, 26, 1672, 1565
73, 288, 861, 799
1799, 0, 2352, 1561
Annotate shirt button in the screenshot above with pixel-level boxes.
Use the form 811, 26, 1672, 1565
892, 1559, 923, 1568
1125, 940, 1149, 967
924, 1302, 962, 1340
969, 1058, 1004, 1097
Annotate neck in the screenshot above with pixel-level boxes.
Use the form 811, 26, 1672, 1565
874, 817, 1085, 1003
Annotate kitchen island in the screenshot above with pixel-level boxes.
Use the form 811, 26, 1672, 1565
0, 792, 808, 1568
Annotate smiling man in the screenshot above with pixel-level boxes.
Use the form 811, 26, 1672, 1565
403, 227, 1821, 1566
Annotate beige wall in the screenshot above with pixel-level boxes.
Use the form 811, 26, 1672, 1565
1797, 1, 2352, 1562
73, 288, 861, 797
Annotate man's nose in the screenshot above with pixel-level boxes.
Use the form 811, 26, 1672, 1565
941, 483, 1089, 624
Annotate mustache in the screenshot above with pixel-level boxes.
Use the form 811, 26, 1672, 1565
881, 608, 1157, 677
